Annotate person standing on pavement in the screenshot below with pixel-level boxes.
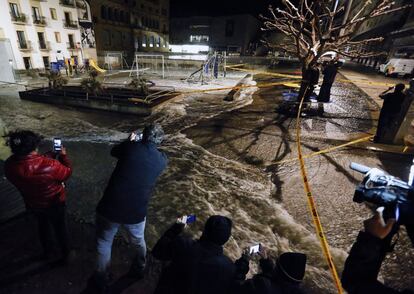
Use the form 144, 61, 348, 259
297, 63, 320, 102
93, 124, 168, 290
4, 130, 72, 262
374, 83, 406, 143
317, 57, 343, 114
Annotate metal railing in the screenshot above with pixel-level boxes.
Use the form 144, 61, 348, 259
63, 19, 78, 29
10, 13, 27, 23
33, 15, 47, 25
18, 40, 32, 51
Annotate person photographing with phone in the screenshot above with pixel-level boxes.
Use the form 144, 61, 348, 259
152, 215, 250, 294
234, 245, 307, 294
4, 131, 72, 263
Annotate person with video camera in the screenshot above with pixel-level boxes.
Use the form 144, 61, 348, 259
4, 130, 72, 263
93, 124, 168, 290
342, 211, 414, 294
152, 215, 250, 294
235, 246, 307, 294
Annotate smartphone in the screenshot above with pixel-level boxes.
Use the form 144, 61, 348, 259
53, 138, 62, 152
249, 244, 261, 254
178, 215, 196, 224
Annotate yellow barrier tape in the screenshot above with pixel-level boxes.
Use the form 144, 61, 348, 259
275, 135, 374, 165
226, 65, 403, 88
295, 87, 343, 293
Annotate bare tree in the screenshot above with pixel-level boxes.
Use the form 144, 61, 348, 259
262, 0, 410, 74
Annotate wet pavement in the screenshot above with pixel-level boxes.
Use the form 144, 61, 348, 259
0, 67, 413, 293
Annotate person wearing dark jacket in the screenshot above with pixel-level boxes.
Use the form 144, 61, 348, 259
152, 215, 249, 294
374, 84, 406, 143
342, 211, 414, 294
317, 58, 342, 114
297, 63, 320, 102
94, 124, 167, 288
4, 130, 72, 261
236, 248, 307, 294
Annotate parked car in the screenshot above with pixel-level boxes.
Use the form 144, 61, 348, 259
379, 58, 414, 77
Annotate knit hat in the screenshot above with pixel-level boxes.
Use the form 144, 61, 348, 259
201, 215, 232, 246
275, 252, 307, 283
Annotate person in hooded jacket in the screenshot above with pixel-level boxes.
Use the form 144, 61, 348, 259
93, 124, 168, 290
152, 215, 249, 294
236, 247, 307, 294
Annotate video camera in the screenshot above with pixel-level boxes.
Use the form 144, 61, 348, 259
350, 162, 414, 246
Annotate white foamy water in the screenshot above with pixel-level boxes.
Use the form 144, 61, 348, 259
0, 80, 346, 293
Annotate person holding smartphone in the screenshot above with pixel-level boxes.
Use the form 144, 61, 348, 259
234, 246, 307, 294
152, 215, 250, 294
4, 130, 72, 263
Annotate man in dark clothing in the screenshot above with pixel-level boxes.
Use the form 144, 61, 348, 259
236, 249, 307, 294
297, 63, 320, 102
342, 211, 414, 294
152, 215, 249, 294
4, 130, 72, 261
94, 124, 168, 287
317, 58, 343, 114
374, 84, 406, 143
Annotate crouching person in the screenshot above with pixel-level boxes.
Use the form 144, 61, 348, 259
4, 131, 72, 262
93, 124, 168, 291
152, 215, 249, 294
236, 246, 307, 294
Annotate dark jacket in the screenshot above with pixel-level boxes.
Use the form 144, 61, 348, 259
380, 92, 406, 115
152, 223, 249, 294
342, 231, 414, 294
96, 140, 167, 224
4, 152, 72, 209
236, 258, 305, 294
322, 61, 341, 84
303, 66, 320, 86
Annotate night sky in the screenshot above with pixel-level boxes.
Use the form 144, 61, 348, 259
170, 0, 274, 17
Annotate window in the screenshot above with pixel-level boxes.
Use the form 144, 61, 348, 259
68, 34, 75, 48
142, 35, 147, 47
16, 30, 26, 48
10, 3, 20, 18
101, 5, 107, 19
50, 8, 57, 20
64, 12, 71, 24
120, 11, 124, 22
107, 7, 112, 20
32, 7, 41, 21
55, 32, 61, 42
225, 20, 235, 37
103, 30, 111, 46
38, 32, 46, 49
43, 56, 50, 69
190, 35, 209, 43
150, 36, 154, 47
156, 37, 161, 47
23, 57, 32, 69
114, 9, 118, 21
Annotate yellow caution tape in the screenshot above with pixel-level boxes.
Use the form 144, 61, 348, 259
275, 135, 374, 165
295, 87, 343, 294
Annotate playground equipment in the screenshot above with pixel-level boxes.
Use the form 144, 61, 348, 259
186, 51, 227, 84
89, 59, 106, 73
104, 52, 129, 71
130, 54, 166, 78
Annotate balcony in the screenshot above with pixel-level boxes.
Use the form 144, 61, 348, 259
60, 0, 76, 7
10, 13, 27, 24
39, 40, 51, 51
63, 20, 78, 29
18, 40, 32, 51
33, 16, 47, 26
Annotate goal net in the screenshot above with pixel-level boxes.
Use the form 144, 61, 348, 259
130, 54, 165, 78
104, 52, 129, 70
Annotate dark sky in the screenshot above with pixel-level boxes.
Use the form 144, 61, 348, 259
170, 0, 274, 18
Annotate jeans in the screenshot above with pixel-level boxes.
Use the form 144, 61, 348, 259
31, 203, 70, 257
96, 214, 147, 274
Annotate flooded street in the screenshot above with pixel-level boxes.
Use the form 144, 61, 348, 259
0, 69, 413, 293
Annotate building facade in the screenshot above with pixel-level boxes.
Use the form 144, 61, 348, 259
89, 0, 170, 65
170, 14, 260, 55
0, 0, 96, 71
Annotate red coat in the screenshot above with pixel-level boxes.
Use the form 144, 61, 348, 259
4, 152, 72, 209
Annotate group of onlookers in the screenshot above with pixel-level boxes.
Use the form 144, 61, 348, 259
3, 125, 413, 293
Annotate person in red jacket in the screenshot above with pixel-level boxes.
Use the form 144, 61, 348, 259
4, 130, 72, 261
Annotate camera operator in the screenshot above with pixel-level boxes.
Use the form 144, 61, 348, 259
342, 211, 414, 294
235, 246, 307, 294
4, 130, 72, 263
93, 124, 168, 290
152, 215, 249, 294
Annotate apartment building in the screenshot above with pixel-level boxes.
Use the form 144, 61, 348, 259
89, 0, 170, 65
0, 0, 96, 71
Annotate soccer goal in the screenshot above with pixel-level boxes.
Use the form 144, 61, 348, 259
104, 52, 129, 71
130, 54, 165, 78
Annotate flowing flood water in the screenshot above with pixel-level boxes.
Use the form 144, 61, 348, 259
0, 72, 413, 293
